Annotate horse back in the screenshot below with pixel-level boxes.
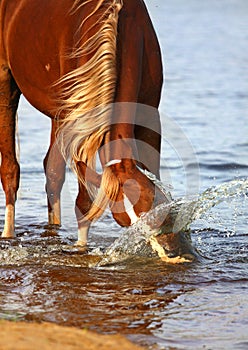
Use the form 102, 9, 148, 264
0, 0, 162, 115
0, 0, 103, 115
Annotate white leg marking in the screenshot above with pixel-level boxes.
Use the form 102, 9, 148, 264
123, 194, 139, 225
2, 204, 15, 238
76, 226, 89, 246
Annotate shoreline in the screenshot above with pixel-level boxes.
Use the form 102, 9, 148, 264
0, 320, 146, 350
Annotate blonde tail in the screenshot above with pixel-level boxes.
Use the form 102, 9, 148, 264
86, 166, 120, 221
55, 1, 123, 219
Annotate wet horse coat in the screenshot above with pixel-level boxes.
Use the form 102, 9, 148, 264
0, 0, 167, 244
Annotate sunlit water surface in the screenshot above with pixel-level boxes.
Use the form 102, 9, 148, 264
1, 1, 248, 349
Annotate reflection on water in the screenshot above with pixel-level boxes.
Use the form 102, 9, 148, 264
1, 0, 248, 349
0, 181, 247, 349
0, 222, 247, 349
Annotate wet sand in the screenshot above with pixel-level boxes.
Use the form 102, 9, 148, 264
0, 320, 145, 350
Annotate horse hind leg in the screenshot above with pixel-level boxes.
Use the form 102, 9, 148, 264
0, 67, 20, 238
74, 183, 92, 246
43, 120, 66, 226
74, 162, 97, 246
44, 123, 92, 245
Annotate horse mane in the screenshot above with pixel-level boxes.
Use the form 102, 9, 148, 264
55, 0, 123, 221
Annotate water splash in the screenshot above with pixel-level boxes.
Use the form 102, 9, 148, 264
0, 179, 247, 267
96, 178, 248, 266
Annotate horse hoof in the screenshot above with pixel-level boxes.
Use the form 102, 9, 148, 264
1, 231, 16, 239
75, 240, 87, 248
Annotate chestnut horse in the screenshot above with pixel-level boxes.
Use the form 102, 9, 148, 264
0, 0, 169, 245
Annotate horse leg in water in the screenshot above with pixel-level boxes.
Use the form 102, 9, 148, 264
43, 119, 66, 226
43, 121, 91, 246
75, 146, 108, 245
74, 174, 94, 246
0, 66, 20, 237
44, 136, 92, 245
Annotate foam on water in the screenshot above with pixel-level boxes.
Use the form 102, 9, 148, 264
96, 178, 248, 266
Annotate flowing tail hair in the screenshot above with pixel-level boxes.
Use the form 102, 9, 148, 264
55, 0, 123, 221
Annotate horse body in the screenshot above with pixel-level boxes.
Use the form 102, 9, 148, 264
1, 0, 97, 115
0, 0, 169, 244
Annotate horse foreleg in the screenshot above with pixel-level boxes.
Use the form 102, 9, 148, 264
43, 120, 65, 226
0, 145, 20, 238
0, 70, 20, 238
74, 161, 96, 246
75, 181, 92, 246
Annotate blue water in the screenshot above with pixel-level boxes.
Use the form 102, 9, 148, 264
0, 0, 248, 349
